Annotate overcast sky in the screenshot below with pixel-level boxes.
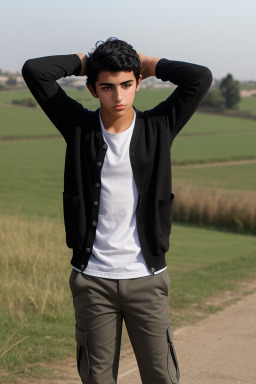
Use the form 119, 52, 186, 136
1, 0, 256, 81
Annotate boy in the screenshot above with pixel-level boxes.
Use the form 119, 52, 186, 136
22, 38, 212, 384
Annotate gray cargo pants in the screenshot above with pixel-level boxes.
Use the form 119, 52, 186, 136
69, 269, 180, 384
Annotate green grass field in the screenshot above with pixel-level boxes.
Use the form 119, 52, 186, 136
2, 104, 256, 140
1, 87, 255, 140
1, 136, 255, 219
172, 130, 256, 164
178, 112, 256, 136
169, 224, 256, 312
0, 139, 65, 217
239, 96, 256, 114
1, 88, 255, 224
1, 86, 255, 114
0, 89, 31, 103
0, 105, 60, 139
173, 163, 256, 191
240, 83, 256, 91
0, 87, 256, 381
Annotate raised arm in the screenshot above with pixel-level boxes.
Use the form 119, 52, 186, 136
76, 53, 87, 76
138, 53, 160, 80
138, 55, 212, 141
22, 54, 87, 140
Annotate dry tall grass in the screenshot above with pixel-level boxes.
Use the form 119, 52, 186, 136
173, 184, 256, 233
0, 215, 71, 316
1, 188, 255, 316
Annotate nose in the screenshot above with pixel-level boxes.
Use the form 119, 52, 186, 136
114, 87, 123, 103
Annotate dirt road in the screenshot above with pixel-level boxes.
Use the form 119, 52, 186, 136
173, 159, 256, 169
119, 288, 256, 383
12, 283, 256, 384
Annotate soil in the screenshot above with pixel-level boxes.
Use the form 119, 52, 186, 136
173, 159, 256, 169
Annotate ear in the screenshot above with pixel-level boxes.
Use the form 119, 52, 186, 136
87, 83, 98, 98
135, 75, 142, 92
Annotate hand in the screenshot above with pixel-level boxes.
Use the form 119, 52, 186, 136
76, 53, 87, 76
138, 53, 160, 80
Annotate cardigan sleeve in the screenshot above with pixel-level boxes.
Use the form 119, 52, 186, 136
22, 54, 83, 141
154, 59, 212, 141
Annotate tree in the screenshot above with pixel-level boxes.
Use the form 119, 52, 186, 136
6, 77, 17, 86
219, 74, 240, 109
201, 90, 226, 111
12, 98, 37, 108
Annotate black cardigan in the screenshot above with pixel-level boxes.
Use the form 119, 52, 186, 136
22, 55, 212, 273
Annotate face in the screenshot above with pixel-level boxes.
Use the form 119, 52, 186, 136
87, 71, 141, 119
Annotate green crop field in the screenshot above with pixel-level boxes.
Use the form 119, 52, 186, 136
1, 108, 256, 217
1, 88, 256, 138
178, 112, 256, 136
0, 105, 60, 139
239, 96, 256, 115
172, 129, 256, 164
169, 224, 256, 312
1, 86, 256, 381
1, 138, 256, 219
240, 83, 256, 91
64, 86, 173, 112
0, 139, 65, 218
173, 163, 256, 191
0, 89, 31, 103
1, 86, 255, 114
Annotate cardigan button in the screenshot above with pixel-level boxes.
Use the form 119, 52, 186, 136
97, 161, 102, 167
102, 143, 108, 150
81, 265, 85, 270
85, 248, 91, 253
95, 182, 101, 188
93, 201, 99, 206
92, 221, 97, 227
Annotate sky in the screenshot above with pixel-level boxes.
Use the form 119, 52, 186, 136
1, 0, 256, 81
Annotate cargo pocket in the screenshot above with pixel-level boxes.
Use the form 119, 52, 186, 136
167, 326, 180, 384
75, 324, 90, 383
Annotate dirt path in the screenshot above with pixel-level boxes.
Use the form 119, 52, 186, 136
0, 135, 61, 143
8, 281, 256, 384
173, 290, 256, 383
173, 159, 256, 169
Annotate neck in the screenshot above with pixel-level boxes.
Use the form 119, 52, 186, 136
100, 107, 135, 134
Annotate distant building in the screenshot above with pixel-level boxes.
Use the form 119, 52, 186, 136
57, 75, 175, 90
0, 76, 9, 84
16, 76, 25, 84
240, 90, 256, 97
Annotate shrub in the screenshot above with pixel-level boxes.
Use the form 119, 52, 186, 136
6, 77, 17, 86
201, 90, 226, 111
12, 98, 37, 108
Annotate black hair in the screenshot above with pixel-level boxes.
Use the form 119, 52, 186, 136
85, 38, 141, 89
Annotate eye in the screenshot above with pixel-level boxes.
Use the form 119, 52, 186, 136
102, 86, 112, 91
122, 83, 132, 89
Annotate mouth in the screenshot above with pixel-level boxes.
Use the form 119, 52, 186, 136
114, 105, 126, 110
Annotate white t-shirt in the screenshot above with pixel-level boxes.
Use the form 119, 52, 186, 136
75, 110, 166, 279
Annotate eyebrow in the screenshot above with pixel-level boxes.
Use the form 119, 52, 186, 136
99, 80, 134, 86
